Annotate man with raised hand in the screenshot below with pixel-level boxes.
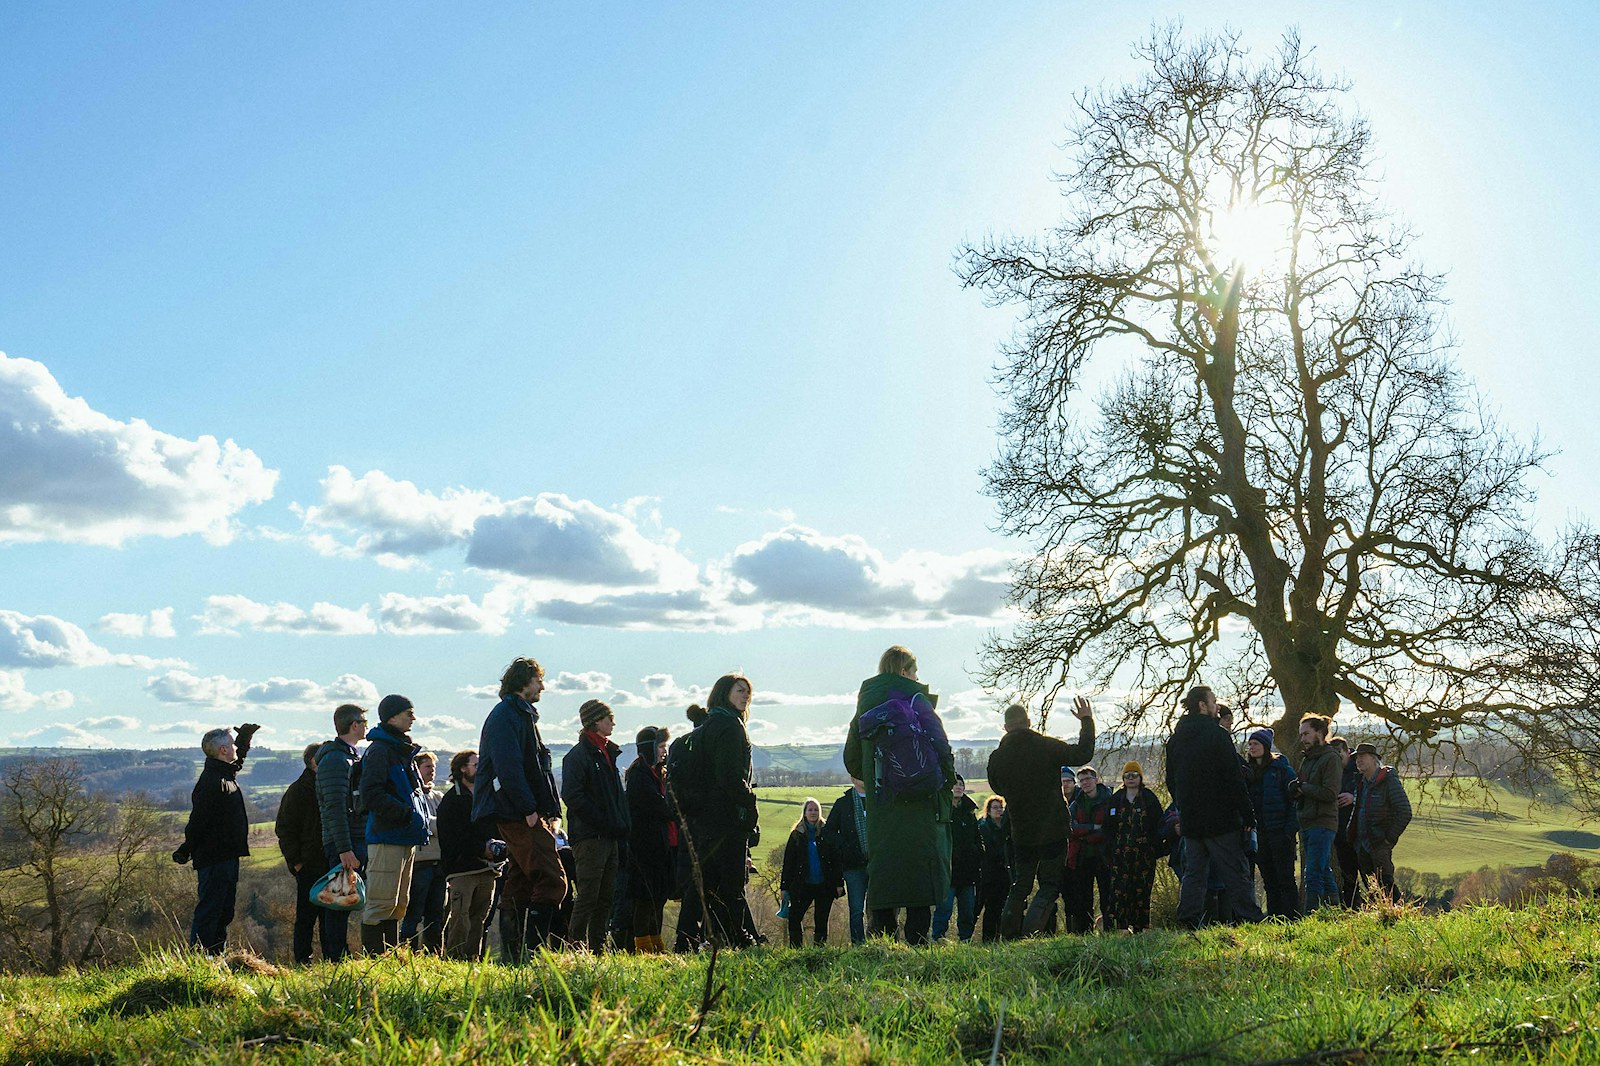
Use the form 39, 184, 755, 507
177, 721, 260, 955
474, 657, 568, 962
985, 697, 1095, 939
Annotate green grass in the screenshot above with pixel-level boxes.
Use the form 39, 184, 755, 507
2, 898, 1597, 1063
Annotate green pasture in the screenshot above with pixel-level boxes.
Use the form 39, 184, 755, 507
2, 898, 1597, 1064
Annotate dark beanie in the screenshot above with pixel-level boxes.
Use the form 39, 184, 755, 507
1250, 728, 1275, 751
378, 694, 414, 722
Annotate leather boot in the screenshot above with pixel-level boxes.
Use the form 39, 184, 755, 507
499, 905, 527, 965
360, 922, 384, 955
380, 919, 400, 950
525, 907, 551, 953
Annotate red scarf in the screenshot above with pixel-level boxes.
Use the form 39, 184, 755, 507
584, 730, 614, 767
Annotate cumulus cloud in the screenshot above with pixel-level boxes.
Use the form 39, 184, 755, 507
79, 715, 139, 730
0, 610, 185, 669
0, 669, 74, 713
145, 670, 378, 710
11, 722, 109, 747
536, 590, 731, 631
378, 593, 509, 635
198, 595, 377, 636
458, 683, 500, 700
726, 527, 1014, 626
0, 352, 277, 545
546, 671, 616, 695
97, 608, 177, 639
298, 468, 697, 593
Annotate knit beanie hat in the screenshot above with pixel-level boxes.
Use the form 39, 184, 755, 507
1122, 760, 1143, 778
580, 699, 612, 730
1249, 728, 1275, 751
378, 694, 414, 722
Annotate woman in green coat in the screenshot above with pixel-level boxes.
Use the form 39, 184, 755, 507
842, 644, 955, 945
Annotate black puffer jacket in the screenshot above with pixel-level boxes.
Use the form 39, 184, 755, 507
314, 738, 363, 855
438, 781, 493, 877
1164, 713, 1254, 838
184, 756, 250, 869
274, 766, 322, 872
561, 733, 630, 844
949, 794, 984, 888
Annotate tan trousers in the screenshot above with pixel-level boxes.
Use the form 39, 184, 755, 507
444, 868, 497, 959
364, 843, 416, 924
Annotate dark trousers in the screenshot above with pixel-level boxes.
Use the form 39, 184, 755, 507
1001, 840, 1066, 938
189, 859, 239, 955
1063, 854, 1111, 933
1357, 842, 1399, 901
1177, 832, 1264, 929
869, 905, 932, 945
786, 884, 835, 947
1335, 831, 1363, 908
569, 838, 619, 953
977, 880, 1009, 942
693, 825, 749, 947
1255, 831, 1300, 918
401, 860, 446, 950
291, 864, 343, 963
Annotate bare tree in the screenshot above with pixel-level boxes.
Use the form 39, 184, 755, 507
957, 27, 1582, 776
0, 757, 164, 973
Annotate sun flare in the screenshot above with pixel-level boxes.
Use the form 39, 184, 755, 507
1208, 200, 1293, 274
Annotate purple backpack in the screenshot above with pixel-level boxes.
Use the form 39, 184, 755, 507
858, 691, 948, 800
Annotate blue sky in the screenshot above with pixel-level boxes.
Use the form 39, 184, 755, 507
3, 2, 1596, 753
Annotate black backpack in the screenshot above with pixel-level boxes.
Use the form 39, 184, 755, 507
665, 728, 705, 816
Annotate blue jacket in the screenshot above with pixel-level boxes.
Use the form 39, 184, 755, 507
473, 695, 562, 825
1246, 754, 1301, 835
359, 723, 429, 847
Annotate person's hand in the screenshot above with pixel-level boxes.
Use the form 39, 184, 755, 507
526, 812, 541, 827
836, 886, 846, 897
292, 862, 303, 873
339, 850, 360, 871
234, 722, 262, 748
1071, 696, 1093, 721
171, 843, 191, 865
1337, 792, 1355, 809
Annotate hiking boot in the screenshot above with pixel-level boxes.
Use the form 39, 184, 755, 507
360, 922, 384, 955
499, 905, 527, 965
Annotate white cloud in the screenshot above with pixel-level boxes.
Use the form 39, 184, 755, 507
198, 594, 378, 636
421, 714, 478, 732
0, 352, 277, 545
11, 722, 109, 747
458, 683, 500, 701
96, 608, 177, 639
0, 669, 74, 713
0, 610, 185, 669
149, 719, 214, 736
546, 671, 616, 695
299, 465, 494, 561
726, 527, 1014, 626
144, 669, 378, 710
79, 715, 139, 730
378, 592, 509, 635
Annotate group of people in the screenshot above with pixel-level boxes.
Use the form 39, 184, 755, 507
176, 650, 1413, 960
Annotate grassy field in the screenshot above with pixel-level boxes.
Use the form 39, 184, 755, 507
2, 898, 1596, 1064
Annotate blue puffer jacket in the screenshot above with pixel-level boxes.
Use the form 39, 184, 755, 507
359, 723, 429, 846
1246, 754, 1300, 835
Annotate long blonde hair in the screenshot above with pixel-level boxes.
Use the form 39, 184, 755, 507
791, 796, 822, 835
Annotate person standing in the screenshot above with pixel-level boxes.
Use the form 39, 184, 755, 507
1350, 742, 1412, 901
1244, 729, 1301, 919
1063, 766, 1113, 933
177, 723, 259, 955
625, 726, 677, 953
780, 798, 841, 947
315, 703, 367, 962
675, 675, 758, 948
475, 658, 568, 961
844, 645, 955, 946
666, 704, 709, 952
975, 797, 1012, 942
437, 749, 499, 960
1329, 736, 1363, 907
1293, 714, 1344, 912
1104, 762, 1164, 933
275, 743, 338, 964
400, 752, 445, 951
820, 777, 871, 945
1165, 686, 1263, 929
359, 694, 429, 953
933, 775, 982, 942
561, 699, 630, 953
985, 698, 1095, 938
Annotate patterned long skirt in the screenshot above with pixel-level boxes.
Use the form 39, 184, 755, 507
1106, 845, 1158, 932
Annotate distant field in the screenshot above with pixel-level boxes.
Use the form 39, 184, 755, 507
753, 780, 1596, 879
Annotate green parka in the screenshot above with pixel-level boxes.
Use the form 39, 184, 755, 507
843, 672, 955, 910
